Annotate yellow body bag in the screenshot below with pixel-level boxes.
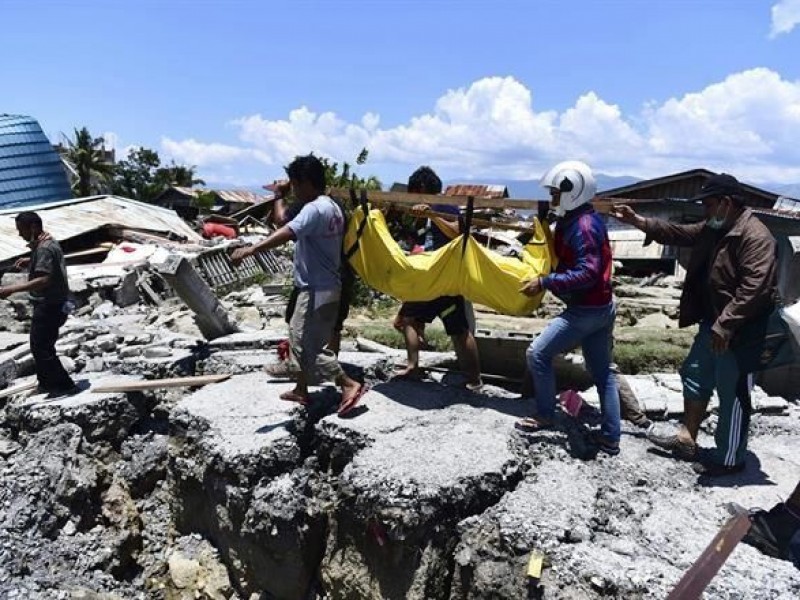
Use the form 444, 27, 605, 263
344, 205, 555, 316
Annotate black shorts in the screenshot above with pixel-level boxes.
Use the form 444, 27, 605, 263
398, 295, 469, 336
334, 264, 356, 333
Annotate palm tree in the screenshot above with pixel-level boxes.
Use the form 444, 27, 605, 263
66, 127, 114, 197
160, 162, 205, 188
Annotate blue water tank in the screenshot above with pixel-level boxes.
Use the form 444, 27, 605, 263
0, 114, 73, 209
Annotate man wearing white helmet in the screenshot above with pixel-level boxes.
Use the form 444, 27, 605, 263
516, 161, 621, 455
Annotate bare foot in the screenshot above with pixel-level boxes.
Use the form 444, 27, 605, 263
279, 389, 309, 405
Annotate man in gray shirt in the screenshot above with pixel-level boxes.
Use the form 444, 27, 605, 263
0, 212, 78, 397
231, 155, 367, 415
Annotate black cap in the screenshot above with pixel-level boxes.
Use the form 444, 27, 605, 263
691, 173, 742, 202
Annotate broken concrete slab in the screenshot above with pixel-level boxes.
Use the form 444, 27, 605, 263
451, 423, 800, 599
5, 375, 151, 444
578, 373, 789, 418
316, 382, 534, 600
169, 373, 325, 599
104, 348, 198, 379
199, 349, 274, 375
156, 254, 239, 340
0, 332, 28, 353
206, 330, 286, 351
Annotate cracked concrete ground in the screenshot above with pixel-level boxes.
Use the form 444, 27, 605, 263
166, 372, 800, 600
1, 278, 798, 599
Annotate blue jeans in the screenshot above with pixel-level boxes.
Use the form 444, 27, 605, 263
526, 303, 621, 442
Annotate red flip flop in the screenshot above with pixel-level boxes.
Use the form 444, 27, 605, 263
338, 384, 369, 417
279, 390, 309, 406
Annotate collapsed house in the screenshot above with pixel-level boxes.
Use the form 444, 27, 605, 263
152, 186, 270, 221
0, 194, 292, 342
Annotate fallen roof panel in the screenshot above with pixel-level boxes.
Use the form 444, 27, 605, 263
0, 195, 202, 262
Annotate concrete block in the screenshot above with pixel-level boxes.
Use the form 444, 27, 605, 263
156, 254, 238, 340
208, 330, 285, 351
473, 329, 534, 377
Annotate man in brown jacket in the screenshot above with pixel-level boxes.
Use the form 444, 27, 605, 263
611, 173, 778, 477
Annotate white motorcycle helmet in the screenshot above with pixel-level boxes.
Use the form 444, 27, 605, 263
539, 160, 596, 217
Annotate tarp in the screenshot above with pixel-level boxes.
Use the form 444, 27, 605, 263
344, 206, 555, 316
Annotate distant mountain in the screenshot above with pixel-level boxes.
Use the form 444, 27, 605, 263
769, 182, 800, 199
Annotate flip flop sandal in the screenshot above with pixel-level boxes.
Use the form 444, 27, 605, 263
514, 417, 554, 433
338, 384, 369, 417
279, 391, 309, 406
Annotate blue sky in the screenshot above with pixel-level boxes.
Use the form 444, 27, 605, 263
2, 0, 800, 188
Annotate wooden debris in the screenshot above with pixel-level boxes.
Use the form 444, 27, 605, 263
0, 380, 37, 400
666, 512, 751, 600
91, 374, 231, 393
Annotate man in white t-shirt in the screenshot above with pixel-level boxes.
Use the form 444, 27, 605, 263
231, 155, 367, 415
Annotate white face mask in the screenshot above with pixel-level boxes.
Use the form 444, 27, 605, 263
707, 202, 730, 230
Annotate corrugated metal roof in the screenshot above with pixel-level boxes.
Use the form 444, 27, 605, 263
444, 184, 509, 198
608, 228, 672, 260
0, 114, 72, 208
601, 168, 778, 208
170, 186, 266, 205
0, 195, 201, 262
773, 196, 800, 214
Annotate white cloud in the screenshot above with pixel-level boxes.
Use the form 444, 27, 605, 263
159, 69, 800, 185
161, 137, 254, 167
101, 131, 119, 152
770, 0, 800, 38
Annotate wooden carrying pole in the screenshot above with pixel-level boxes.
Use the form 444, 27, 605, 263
384, 203, 537, 234
329, 187, 661, 212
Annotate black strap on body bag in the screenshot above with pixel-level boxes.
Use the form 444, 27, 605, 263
730, 305, 797, 373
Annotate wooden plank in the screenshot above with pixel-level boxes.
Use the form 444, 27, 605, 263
0, 380, 37, 400
91, 374, 231, 393
330, 188, 667, 212
329, 188, 507, 209
666, 513, 751, 600
386, 203, 537, 234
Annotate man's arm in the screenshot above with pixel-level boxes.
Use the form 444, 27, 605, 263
270, 181, 293, 226
712, 233, 778, 341
229, 225, 295, 266
430, 214, 460, 240
272, 199, 289, 226
411, 204, 461, 240
0, 274, 50, 299
611, 204, 705, 247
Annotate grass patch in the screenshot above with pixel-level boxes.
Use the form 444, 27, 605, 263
355, 321, 693, 375
613, 326, 696, 374
357, 323, 454, 352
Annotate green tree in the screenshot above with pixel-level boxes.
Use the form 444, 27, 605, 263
157, 161, 205, 188
321, 148, 382, 191
194, 190, 217, 213
65, 127, 114, 197
110, 147, 162, 201
110, 147, 205, 202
